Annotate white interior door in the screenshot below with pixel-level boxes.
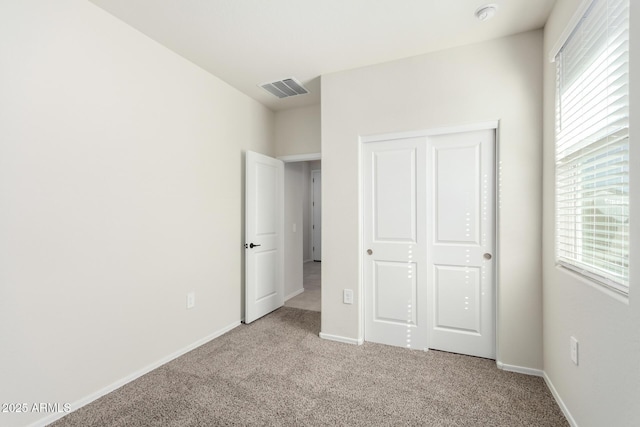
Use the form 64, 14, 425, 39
427, 129, 495, 358
245, 151, 284, 324
363, 136, 428, 350
311, 170, 322, 261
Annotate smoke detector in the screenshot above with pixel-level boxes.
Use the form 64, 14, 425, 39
475, 4, 498, 21
259, 77, 309, 99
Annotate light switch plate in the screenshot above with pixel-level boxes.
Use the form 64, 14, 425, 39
343, 289, 353, 304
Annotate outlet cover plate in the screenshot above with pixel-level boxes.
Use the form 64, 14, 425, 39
570, 336, 579, 365
187, 292, 195, 309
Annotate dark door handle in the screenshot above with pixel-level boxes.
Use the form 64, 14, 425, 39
249, 243, 261, 248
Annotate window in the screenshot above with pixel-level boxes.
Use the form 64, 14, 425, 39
554, 0, 630, 294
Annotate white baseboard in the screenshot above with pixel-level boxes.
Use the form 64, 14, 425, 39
284, 288, 304, 301
496, 361, 544, 377
543, 372, 578, 427
30, 320, 241, 427
319, 332, 364, 345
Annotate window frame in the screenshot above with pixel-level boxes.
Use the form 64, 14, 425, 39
552, 0, 630, 295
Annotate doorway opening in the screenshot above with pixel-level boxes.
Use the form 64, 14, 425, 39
280, 154, 322, 313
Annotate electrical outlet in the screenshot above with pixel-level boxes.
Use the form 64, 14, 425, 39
343, 289, 353, 304
187, 291, 195, 309
570, 336, 579, 365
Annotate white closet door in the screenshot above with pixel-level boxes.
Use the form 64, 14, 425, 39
363, 136, 428, 350
427, 129, 495, 359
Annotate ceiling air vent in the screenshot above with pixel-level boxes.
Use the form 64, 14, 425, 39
260, 78, 309, 99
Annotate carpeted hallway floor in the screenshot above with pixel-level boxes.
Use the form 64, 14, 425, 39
51, 307, 568, 426
285, 261, 321, 312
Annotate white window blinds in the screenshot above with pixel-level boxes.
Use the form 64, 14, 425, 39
555, 0, 630, 293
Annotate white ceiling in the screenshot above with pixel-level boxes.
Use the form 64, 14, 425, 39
89, 0, 556, 111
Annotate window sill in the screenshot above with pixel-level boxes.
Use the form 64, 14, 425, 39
555, 264, 629, 305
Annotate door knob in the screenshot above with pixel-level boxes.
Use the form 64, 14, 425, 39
249, 243, 261, 249
483, 253, 492, 260
367, 249, 373, 255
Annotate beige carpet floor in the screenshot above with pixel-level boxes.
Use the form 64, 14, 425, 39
51, 307, 567, 426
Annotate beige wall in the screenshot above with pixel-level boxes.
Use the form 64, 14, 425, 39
275, 104, 321, 156
542, 1, 640, 425
0, 1, 274, 426
284, 162, 306, 298
321, 30, 544, 368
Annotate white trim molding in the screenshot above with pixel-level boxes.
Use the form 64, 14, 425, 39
319, 332, 364, 345
277, 153, 321, 163
543, 372, 579, 427
548, 0, 594, 62
496, 361, 544, 377
30, 321, 241, 427
360, 121, 499, 144
284, 288, 304, 301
